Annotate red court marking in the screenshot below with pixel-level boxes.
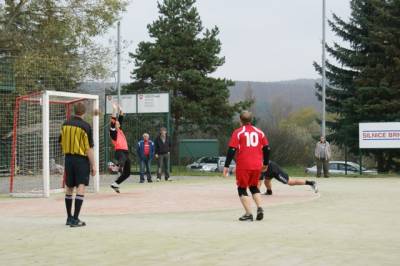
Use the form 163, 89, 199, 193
0, 182, 319, 217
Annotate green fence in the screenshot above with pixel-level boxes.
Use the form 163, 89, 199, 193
0, 56, 16, 92
178, 139, 219, 164
103, 113, 170, 173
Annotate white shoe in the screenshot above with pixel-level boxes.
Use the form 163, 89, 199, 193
156, 178, 161, 182
311, 181, 318, 193
111, 182, 119, 188
110, 182, 120, 193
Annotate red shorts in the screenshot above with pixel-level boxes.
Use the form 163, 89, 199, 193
235, 169, 261, 188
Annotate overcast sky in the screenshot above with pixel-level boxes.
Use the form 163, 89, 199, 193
101, 0, 351, 83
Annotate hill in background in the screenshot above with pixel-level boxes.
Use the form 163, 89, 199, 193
230, 79, 321, 114
80, 79, 321, 114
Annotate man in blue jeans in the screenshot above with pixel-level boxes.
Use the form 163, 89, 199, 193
137, 133, 154, 183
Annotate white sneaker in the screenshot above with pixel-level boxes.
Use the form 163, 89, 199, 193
110, 182, 120, 193
156, 178, 161, 182
311, 181, 318, 193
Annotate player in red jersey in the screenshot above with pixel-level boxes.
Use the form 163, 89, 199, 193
223, 111, 270, 221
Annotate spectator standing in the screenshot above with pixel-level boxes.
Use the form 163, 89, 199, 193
154, 127, 171, 181
314, 136, 331, 178
137, 133, 154, 183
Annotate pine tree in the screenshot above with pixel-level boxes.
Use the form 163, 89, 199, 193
314, 0, 400, 172
126, 0, 249, 157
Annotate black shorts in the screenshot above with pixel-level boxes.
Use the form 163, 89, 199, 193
259, 172, 273, 181
259, 171, 289, 185
64, 155, 90, 187
115, 150, 129, 166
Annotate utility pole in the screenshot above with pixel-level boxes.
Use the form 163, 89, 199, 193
321, 0, 327, 137
117, 21, 121, 107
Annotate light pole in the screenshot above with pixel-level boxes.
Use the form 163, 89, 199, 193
321, 0, 326, 137
117, 21, 121, 107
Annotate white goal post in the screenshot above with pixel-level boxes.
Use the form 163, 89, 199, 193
10, 91, 99, 197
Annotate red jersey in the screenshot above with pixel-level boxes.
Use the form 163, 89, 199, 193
144, 140, 150, 156
111, 129, 128, 151
228, 124, 268, 170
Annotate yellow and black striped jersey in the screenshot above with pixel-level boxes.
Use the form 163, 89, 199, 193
60, 116, 94, 156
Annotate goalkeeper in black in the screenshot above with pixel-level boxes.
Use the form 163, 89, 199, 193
259, 161, 318, 195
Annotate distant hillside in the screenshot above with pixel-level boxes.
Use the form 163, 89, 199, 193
79, 79, 322, 114
229, 79, 321, 113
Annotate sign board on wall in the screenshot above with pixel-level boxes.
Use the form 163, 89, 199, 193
106, 94, 137, 114
359, 122, 400, 149
137, 93, 169, 113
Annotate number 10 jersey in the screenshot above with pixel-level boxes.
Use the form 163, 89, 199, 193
228, 125, 269, 170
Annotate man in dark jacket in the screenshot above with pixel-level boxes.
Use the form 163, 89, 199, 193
154, 127, 171, 181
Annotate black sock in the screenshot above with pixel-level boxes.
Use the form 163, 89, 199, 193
65, 195, 73, 217
305, 180, 313, 186
73, 194, 84, 219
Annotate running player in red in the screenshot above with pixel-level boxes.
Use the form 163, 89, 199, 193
223, 111, 270, 221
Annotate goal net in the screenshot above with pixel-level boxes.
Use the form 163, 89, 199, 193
10, 91, 99, 197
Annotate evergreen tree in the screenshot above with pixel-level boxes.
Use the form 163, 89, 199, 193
314, 0, 400, 172
126, 0, 249, 157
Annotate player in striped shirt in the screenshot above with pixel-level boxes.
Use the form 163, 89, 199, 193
60, 102, 96, 227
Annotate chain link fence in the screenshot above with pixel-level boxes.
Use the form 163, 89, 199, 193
0, 55, 109, 194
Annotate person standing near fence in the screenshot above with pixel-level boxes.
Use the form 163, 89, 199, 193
109, 104, 131, 193
137, 133, 154, 183
315, 136, 331, 178
154, 127, 171, 181
223, 111, 270, 222
60, 102, 96, 227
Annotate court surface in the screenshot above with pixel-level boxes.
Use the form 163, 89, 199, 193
0, 176, 399, 266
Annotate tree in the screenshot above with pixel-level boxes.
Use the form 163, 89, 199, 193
258, 105, 317, 166
126, 0, 249, 157
280, 107, 320, 135
0, 0, 127, 92
314, 0, 400, 172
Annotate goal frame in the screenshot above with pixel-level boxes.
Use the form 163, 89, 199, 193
10, 90, 100, 197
